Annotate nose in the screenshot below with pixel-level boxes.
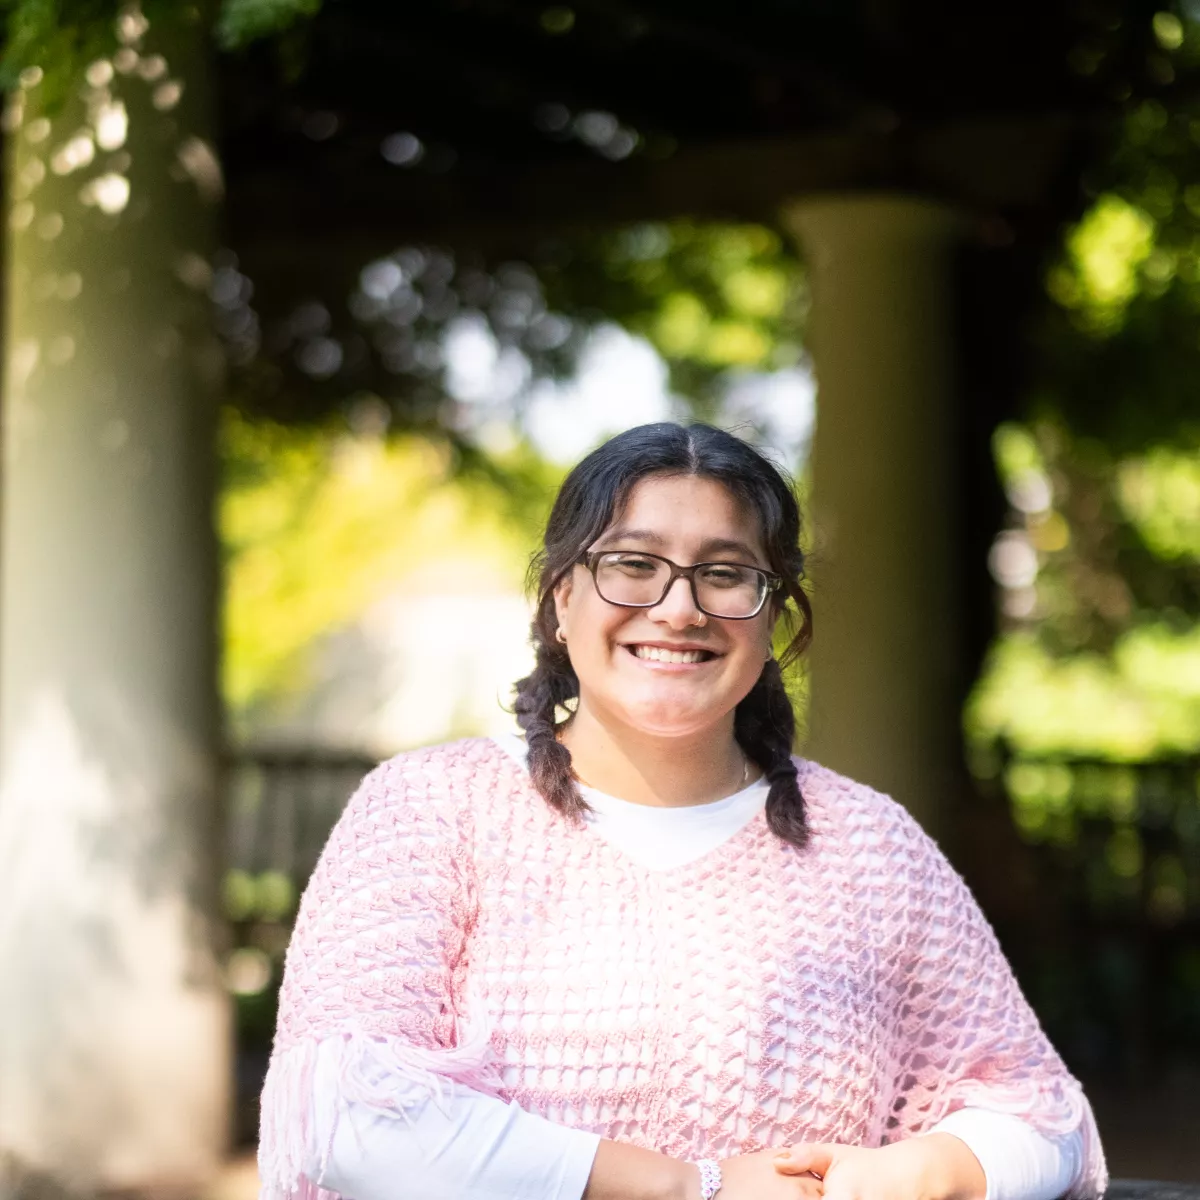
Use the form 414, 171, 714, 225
650, 574, 705, 630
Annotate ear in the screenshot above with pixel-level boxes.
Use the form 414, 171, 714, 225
552, 570, 576, 638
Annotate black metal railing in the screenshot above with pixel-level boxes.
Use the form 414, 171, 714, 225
973, 747, 1200, 1078
223, 745, 377, 1143
225, 746, 376, 881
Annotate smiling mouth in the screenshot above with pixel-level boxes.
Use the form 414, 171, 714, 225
627, 644, 718, 664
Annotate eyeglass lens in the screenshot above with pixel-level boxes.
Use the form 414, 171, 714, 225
592, 552, 768, 618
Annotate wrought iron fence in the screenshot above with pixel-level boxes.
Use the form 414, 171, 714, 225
223, 746, 377, 1142
225, 746, 377, 881
973, 746, 1200, 1077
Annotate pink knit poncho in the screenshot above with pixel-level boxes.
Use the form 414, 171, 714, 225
258, 737, 1107, 1199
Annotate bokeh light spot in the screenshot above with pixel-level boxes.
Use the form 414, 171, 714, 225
989, 531, 1039, 589
177, 137, 225, 201
1106, 827, 1144, 878
175, 252, 213, 291
85, 59, 114, 87
81, 173, 131, 214
137, 53, 167, 81
574, 110, 618, 147
152, 81, 184, 111
1153, 11, 1184, 50
296, 337, 344, 379
51, 133, 96, 175
380, 132, 424, 166
116, 7, 149, 44
94, 100, 128, 151
540, 6, 575, 34
226, 947, 271, 996
361, 259, 405, 300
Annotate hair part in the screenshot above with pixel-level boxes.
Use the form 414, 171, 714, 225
512, 422, 813, 848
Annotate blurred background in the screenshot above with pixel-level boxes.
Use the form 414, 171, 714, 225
2, 0, 1200, 1195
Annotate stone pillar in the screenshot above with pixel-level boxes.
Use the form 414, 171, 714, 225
0, 6, 230, 1193
781, 195, 962, 835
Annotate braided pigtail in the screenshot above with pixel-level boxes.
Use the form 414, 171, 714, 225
735, 657, 808, 849
513, 632, 591, 822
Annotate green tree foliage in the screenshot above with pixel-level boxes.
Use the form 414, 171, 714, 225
0, 0, 317, 97
213, 0, 317, 48
219, 406, 559, 732
969, 414, 1200, 759
219, 220, 805, 442
1033, 6, 1200, 452
968, 6, 1200, 765
535, 222, 806, 419
0, 0, 117, 89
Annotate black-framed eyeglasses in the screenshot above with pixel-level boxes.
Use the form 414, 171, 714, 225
579, 550, 782, 620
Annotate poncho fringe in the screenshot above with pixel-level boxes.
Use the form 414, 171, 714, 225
259, 997, 504, 1200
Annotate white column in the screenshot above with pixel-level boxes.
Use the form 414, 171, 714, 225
0, 8, 230, 1192
781, 195, 963, 834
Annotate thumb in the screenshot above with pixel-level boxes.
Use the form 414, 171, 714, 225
773, 1142, 836, 1177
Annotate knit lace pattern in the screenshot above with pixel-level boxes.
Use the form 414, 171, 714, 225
258, 737, 1107, 1199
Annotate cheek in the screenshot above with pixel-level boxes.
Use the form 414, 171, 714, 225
571, 599, 632, 660
732, 618, 772, 663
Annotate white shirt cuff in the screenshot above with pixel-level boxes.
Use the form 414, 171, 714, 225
927, 1106, 1084, 1200
306, 1037, 601, 1200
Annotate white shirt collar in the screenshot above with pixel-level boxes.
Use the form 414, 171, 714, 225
490, 732, 767, 870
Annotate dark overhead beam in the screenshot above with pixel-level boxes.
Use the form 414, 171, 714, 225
230, 114, 1089, 278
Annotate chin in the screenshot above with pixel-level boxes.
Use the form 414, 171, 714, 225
618, 699, 727, 739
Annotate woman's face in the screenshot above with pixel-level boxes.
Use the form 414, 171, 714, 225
553, 473, 777, 741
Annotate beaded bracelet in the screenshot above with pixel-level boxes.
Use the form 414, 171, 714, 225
694, 1158, 723, 1199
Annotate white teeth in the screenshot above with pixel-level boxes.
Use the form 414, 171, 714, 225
632, 645, 709, 664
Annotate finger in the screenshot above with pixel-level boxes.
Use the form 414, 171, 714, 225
773, 1142, 835, 1177
792, 1173, 826, 1195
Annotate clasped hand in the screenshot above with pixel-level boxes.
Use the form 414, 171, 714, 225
714, 1133, 985, 1200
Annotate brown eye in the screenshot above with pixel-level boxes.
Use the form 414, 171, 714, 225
697, 564, 752, 589
604, 554, 658, 575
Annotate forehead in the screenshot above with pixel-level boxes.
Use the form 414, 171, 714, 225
603, 473, 765, 556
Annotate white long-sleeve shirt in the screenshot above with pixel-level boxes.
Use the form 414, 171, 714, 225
303, 733, 1084, 1200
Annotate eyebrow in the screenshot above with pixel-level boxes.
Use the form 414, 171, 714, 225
597, 527, 764, 561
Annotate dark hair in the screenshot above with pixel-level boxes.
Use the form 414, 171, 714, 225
513, 422, 813, 849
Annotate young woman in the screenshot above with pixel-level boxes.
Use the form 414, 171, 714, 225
258, 423, 1107, 1200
